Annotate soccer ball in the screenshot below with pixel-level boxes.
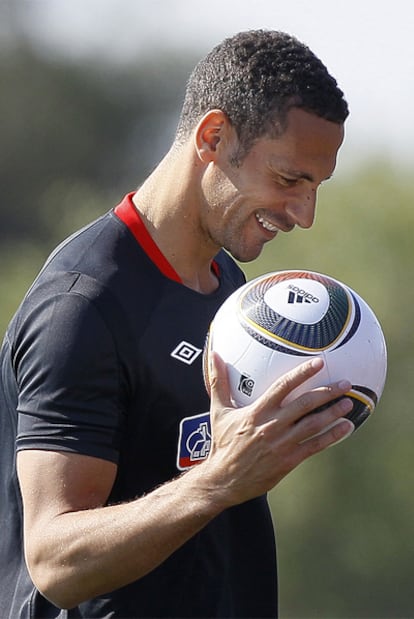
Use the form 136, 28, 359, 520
204, 270, 387, 431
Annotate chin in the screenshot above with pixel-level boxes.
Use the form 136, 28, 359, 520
229, 246, 264, 263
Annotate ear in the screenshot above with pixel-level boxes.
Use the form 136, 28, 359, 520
194, 110, 232, 163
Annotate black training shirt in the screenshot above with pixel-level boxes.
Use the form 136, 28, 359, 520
0, 194, 278, 618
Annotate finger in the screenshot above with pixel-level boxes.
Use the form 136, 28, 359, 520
296, 416, 355, 459
292, 394, 354, 443
285, 379, 352, 425
255, 357, 325, 409
209, 351, 233, 411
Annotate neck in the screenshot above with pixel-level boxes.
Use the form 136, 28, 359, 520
132, 146, 220, 294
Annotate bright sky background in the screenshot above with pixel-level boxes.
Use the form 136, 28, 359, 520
11, 0, 414, 169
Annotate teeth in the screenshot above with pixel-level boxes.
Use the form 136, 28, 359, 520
256, 214, 278, 232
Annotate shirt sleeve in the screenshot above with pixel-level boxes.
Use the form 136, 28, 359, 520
14, 288, 124, 463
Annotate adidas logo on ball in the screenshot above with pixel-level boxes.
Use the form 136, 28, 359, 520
287, 284, 320, 304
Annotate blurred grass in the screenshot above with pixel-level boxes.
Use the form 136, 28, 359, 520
241, 160, 414, 618
1, 158, 413, 618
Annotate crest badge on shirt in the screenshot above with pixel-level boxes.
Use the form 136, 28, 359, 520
177, 412, 212, 470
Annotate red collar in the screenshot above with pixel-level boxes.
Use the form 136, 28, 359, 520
114, 193, 220, 283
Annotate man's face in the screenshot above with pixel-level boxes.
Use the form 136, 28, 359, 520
200, 107, 344, 262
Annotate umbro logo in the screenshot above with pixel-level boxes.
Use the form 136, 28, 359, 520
170, 341, 202, 365
287, 284, 320, 305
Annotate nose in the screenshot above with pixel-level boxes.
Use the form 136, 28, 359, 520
285, 189, 317, 229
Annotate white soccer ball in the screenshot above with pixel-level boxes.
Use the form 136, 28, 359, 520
204, 270, 387, 431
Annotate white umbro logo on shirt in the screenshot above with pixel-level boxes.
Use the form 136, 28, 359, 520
170, 341, 202, 365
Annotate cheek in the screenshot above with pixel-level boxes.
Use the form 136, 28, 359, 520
201, 164, 239, 211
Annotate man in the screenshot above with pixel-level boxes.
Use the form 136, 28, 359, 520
0, 30, 353, 618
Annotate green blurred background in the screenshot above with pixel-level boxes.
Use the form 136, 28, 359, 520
1, 2, 413, 617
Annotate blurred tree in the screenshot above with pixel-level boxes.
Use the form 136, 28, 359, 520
0, 44, 193, 244
0, 29, 413, 619
246, 160, 414, 619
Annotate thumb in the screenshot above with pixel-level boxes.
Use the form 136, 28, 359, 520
208, 352, 233, 411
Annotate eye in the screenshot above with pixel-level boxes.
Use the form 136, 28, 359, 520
278, 174, 297, 187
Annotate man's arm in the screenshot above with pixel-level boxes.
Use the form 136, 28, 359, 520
17, 355, 353, 609
17, 449, 226, 609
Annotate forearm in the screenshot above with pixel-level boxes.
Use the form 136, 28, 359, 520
21, 357, 355, 610
25, 465, 226, 609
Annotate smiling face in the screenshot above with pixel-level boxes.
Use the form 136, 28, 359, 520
199, 107, 344, 263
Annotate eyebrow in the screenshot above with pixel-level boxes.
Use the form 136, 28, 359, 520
276, 167, 333, 184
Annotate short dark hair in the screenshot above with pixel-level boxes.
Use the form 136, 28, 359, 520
175, 29, 349, 160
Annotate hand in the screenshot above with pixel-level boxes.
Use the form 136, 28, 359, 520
205, 353, 354, 506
